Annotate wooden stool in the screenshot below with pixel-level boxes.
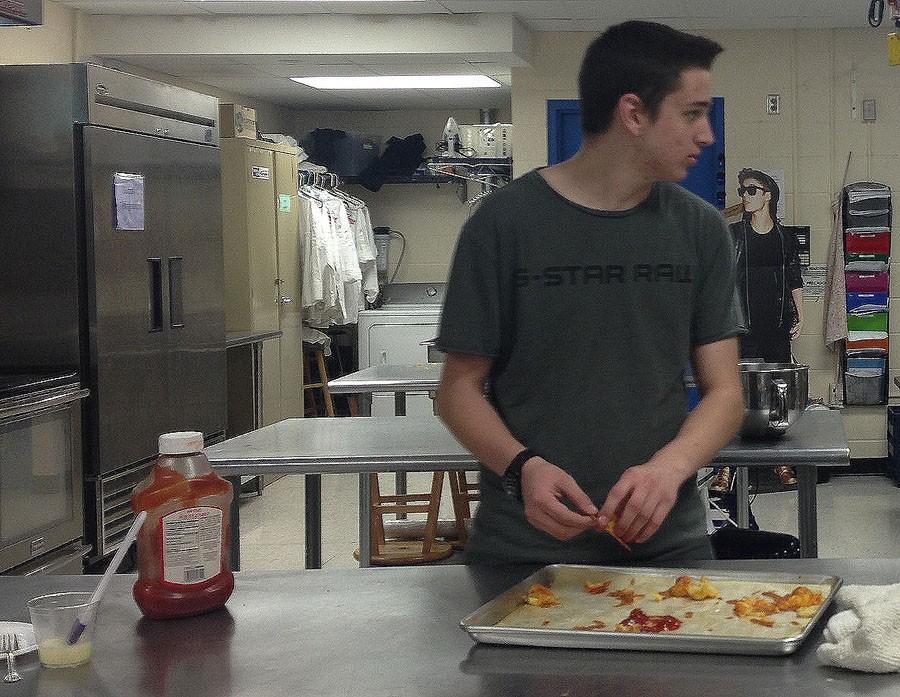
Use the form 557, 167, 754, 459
447, 471, 479, 546
355, 472, 454, 565
302, 344, 335, 417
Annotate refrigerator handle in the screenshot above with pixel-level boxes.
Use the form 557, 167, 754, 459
148, 258, 163, 332
168, 256, 184, 328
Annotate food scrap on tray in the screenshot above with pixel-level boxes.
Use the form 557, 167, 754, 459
615, 609, 682, 633
608, 588, 645, 607
656, 575, 721, 601
573, 619, 607, 631
525, 584, 560, 608
584, 580, 612, 594
727, 586, 824, 622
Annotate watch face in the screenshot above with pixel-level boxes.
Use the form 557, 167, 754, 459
502, 474, 520, 499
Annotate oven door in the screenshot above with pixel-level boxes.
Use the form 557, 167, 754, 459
0, 388, 88, 573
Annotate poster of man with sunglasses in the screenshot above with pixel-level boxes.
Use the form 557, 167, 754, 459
711, 168, 803, 493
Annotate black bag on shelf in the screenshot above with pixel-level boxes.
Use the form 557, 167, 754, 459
357, 133, 427, 192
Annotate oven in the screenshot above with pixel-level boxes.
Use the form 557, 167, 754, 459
0, 372, 89, 574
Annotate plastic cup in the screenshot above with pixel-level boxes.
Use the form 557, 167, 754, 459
26, 592, 98, 668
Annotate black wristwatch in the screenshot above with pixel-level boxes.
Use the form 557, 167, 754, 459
501, 448, 538, 501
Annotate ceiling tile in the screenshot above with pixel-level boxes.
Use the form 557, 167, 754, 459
349, 54, 469, 65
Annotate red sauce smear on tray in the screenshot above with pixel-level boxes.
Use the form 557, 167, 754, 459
616, 608, 682, 633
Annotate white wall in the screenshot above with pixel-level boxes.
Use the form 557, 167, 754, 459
295, 108, 511, 283
0, 0, 77, 64
513, 28, 900, 457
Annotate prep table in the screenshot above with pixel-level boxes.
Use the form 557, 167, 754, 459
0, 558, 895, 697
329, 363, 445, 520
205, 408, 848, 569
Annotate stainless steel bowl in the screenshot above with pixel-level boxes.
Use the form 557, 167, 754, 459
739, 362, 808, 438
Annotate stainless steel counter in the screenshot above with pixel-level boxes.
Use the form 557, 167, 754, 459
206, 410, 848, 568
0, 559, 896, 697
224, 330, 283, 348
327, 363, 442, 394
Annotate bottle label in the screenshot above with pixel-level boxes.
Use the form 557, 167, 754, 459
160, 506, 222, 586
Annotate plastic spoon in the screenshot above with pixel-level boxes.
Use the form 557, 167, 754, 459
66, 511, 147, 645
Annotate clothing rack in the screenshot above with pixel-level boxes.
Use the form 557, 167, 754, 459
299, 169, 341, 189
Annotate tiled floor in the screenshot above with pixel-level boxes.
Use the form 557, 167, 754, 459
236, 473, 900, 570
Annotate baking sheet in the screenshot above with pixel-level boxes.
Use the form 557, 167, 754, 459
460, 565, 841, 655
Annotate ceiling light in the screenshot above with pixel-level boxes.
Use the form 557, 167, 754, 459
290, 75, 501, 89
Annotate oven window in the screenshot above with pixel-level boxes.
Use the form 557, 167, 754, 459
0, 408, 74, 546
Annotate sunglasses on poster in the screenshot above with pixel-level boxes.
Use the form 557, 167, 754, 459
738, 185, 768, 196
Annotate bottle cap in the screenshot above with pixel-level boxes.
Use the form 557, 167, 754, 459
159, 431, 205, 455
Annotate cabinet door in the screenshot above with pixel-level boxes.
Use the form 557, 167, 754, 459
163, 139, 226, 438
244, 146, 279, 333
274, 150, 303, 418
82, 126, 170, 472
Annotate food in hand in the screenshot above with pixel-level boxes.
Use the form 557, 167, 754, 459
596, 515, 631, 551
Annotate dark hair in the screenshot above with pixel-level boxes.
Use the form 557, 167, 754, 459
579, 21, 723, 135
738, 168, 780, 222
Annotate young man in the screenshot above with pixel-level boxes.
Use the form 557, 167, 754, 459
435, 21, 745, 565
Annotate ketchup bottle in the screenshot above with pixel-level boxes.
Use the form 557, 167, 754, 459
131, 431, 234, 619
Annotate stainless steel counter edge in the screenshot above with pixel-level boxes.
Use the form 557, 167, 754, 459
225, 330, 283, 348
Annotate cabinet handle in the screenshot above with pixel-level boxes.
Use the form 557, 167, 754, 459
148, 258, 163, 332
168, 257, 184, 328
279, 296, 293, 305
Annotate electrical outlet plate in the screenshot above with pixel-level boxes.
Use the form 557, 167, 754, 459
862, 98, 877, 122
766, 94, 780, 115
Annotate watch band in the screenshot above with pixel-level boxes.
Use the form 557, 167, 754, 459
501, 448, 538, 501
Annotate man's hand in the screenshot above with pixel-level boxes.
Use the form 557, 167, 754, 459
594, 459, 691, 545
520, 457, 599, 541
790, 317, 803, 341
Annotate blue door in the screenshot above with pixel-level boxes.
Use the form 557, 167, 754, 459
547, 97, 726, 209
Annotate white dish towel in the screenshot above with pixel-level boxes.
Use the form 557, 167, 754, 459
817, 583, 900, 673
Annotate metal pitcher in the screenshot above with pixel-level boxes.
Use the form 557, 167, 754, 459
739, 362, 809, 438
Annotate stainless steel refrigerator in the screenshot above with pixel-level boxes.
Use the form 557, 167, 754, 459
0, 64, 227, 563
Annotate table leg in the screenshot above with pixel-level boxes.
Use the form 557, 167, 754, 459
239, 342, 264, 499
226, 476, 241, 571
394, 391, 407, 519
734, 466, 750, 528
358, 473, 372, 568
251, 343, 263, 428
797, 465, 818, 558
305, 474, 322, 569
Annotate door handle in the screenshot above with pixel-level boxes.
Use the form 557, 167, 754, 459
148, 258, 163, 332
168, 257, 184, 328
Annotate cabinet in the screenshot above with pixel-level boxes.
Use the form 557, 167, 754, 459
221, 138, 303, 428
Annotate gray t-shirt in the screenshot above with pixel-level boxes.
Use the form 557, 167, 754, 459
436, 169, 742, 565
